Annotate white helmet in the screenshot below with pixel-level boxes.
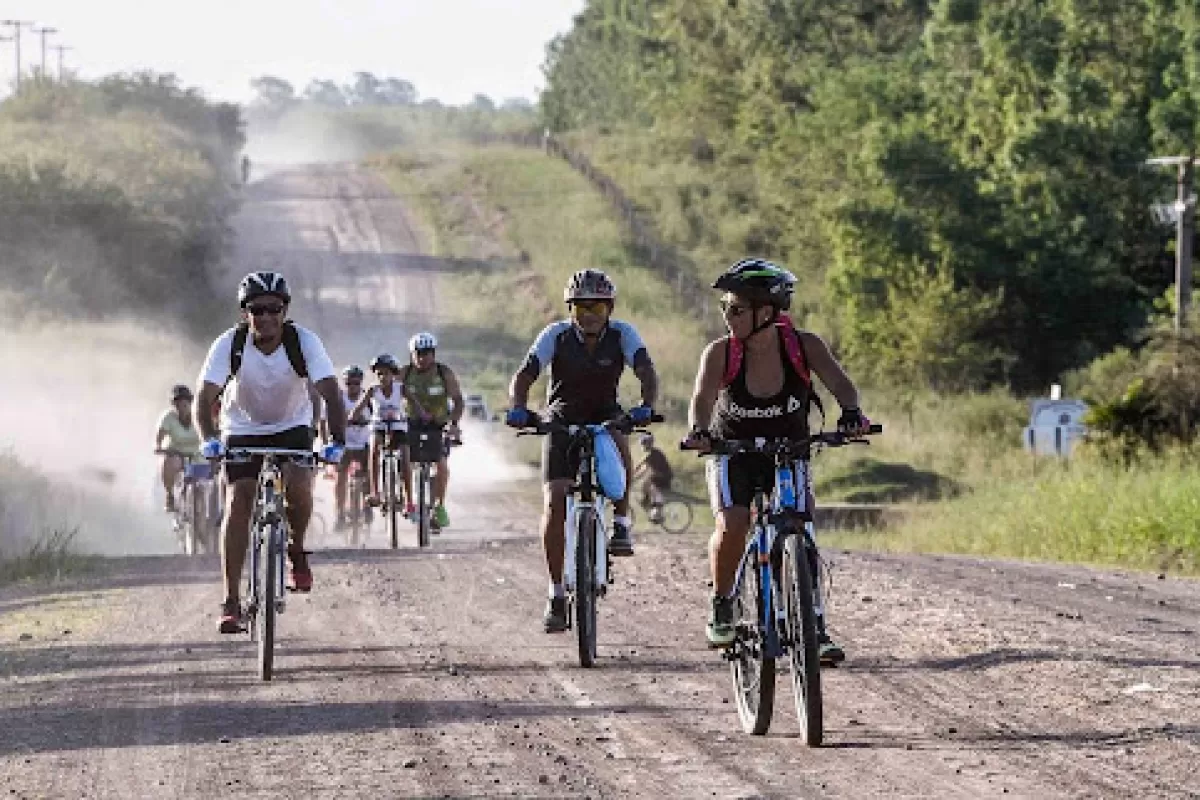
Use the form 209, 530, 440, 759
409, 331, 437, 352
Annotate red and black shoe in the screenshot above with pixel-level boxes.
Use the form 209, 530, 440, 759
288, 549, 313, 593
217, 598, 244, 634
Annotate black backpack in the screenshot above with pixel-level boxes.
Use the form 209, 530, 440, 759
230, 320, 308, 378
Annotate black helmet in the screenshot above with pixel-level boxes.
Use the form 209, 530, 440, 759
342, 364, 364, 380
369, 353, 399, 373
564, 269, 616, 302
238, 271, 291, 307
712, 258, 795, 310
171, 384, 193, 401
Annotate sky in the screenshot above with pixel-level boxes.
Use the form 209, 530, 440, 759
1, 0, 585, 104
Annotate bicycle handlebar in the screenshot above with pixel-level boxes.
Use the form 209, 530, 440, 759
514, 413, 665, 438
681, 424, 883, 456
222, 447, 325, 465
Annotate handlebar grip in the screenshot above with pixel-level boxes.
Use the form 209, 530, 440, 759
868, 423, 883, 434
650, 413, 665, 423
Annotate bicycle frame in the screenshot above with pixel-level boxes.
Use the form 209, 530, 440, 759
563, 426, 610, 596
246, 455, 289, 620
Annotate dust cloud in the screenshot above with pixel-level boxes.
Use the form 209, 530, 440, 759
0, 314, 205, 556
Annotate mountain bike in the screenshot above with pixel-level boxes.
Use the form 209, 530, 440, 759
161, 449, 219, 556
629, 487, 695, 534
224, 446, 320, 681
374, 420, 408, 549
345, 458, 372, 546
408, 422, 460, 548
516, 413, 662, 667
685, 425, 881, 743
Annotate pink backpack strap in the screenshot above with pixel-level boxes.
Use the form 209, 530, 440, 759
778, 320, 811, 388
721, 337, 743, 388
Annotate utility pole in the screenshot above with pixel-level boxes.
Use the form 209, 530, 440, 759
31, 26, 55, 80
0, 20, 33, 89
1147, 154, 1199, 330
51, 44, 71, 82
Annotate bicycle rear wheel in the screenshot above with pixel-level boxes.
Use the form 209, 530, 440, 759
348, 473, 363, 547
385, 457, 401, 549
731, 548, 776, 735
783, 532, 823, 746
659, 499, 693, 534
575, 509, 598, 668
257, 522, 278, 681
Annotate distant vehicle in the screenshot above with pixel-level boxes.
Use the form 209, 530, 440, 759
463, 393, 490, 422
1023, 389, 1087, 457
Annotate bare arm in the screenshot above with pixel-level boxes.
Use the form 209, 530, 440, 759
508, 366, 537, 409
798, 331, 860, 410
155, 426, 167, 450
197, 382, 223, 440
315, 377, 347, 443
349, 392, 372, 422
687, 340, 726, 431
443, 367, 465, 425
631, 351, 658, 408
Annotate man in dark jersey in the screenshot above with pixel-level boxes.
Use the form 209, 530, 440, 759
506, 269, 659, 633
683, 259, 870, 661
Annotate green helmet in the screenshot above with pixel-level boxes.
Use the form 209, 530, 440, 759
712, 258, 795, 310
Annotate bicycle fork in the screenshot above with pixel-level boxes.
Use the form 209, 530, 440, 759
564, 495, 610, 597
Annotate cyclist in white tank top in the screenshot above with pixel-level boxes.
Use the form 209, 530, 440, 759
351, 354, 413, 513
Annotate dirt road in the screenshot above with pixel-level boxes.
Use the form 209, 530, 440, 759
1, 165, 1198, 798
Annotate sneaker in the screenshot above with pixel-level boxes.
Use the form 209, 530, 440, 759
543, 597, 569, 633
608, 520, 634, 557
217, 599, 244, 634
164, 495, 176, 513
434, 505, 450, 529
288, 549, 313, 593
818, 633, 846, 666
706, 594, 736, 648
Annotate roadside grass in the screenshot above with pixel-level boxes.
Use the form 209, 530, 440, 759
826, 454, 1200, 576
0, 529, 97, 583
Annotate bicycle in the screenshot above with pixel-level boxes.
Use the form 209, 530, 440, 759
516, 412, 662, 667
684, 424, 881, 743
223, 446, 320, 681
374, 420, 408, 549
345, 457, 372, 547
408, 422, 460, 548
629, 487, 695, 534
160, 449, 220, 556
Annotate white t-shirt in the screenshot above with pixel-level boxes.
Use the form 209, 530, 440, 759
329, 389, 372, 450
199, 324, 336, 437
369, 383, 407, 428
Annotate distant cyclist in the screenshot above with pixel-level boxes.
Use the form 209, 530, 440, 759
633, 433, 673, 524
196, 271, 346, 634
352, 353, 413, 516
399, 331, 464, 529
682, 259, 870, 661
155, 384, 201, 512
506, 269, 658, 633
321, 365, 372, 530
241, 154, 252, 185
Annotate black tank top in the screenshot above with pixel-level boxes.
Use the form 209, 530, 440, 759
711, 331, 810, 441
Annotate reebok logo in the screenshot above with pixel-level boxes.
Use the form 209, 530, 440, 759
727, 396, 803, 419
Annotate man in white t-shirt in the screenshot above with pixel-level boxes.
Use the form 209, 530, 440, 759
196, 271, 347, 634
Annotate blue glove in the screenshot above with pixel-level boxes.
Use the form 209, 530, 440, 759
505, 407, 533, 428
628, 405, 654, 425
322, 441, 346, 464
201, 438, 224, 460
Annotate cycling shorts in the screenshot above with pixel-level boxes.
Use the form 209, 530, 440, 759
225, 426, 314, 483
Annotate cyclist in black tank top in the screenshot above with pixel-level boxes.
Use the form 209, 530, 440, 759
683, 259, 871, 660
711, 328, 811, 443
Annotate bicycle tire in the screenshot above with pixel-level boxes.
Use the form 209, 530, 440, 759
575, 509, 598, 668
417, 464, 431, 548
257, 522, 277, 682
386, 457, 401, 550
191, 482, 209, 555
783, 532, 823, 746
731, 546, 776, 735
349, 473, 363, 547
659, 499, 693, 534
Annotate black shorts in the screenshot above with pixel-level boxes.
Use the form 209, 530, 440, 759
373, 426, 407, 452
541, 408, 623, 483
225, 426, 314, 483
707, 454, 816, 516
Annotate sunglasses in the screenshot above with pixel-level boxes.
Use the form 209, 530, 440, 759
571, 300, 610, 315
415, 348, 435, 357
247, 304, 285, 317
345, 380, 363, 387
719, 299, 752, 318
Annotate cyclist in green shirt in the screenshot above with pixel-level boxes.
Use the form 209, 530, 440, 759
399, 332, 464, 528
155, 384, 201, 512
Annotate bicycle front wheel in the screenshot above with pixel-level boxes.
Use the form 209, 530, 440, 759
257, 522, 278, 682
349, 474, 363, 547
575, 509, 598, 668
417, 464, 431, 548
731, 549, 776, 735
385, 458, 400, 549
783, 532, 823, 746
